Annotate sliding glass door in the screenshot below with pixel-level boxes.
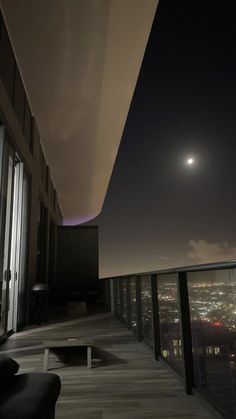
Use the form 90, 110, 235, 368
6, 159, 22, 331
0, 128, 29, 337
17, 169, 29, 328
7, 161, 29, 332
0, 133, 14, 337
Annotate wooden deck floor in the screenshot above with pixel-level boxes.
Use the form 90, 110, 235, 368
0, 313, 218, 419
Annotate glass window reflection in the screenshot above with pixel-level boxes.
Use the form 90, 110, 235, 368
141, 276, 153, 348
188, 269, 236, 419
157, 274, 182, 373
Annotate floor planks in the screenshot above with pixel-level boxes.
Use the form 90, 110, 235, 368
0, 312, 218, 419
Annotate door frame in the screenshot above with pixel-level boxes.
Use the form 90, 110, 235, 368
7, 159, 24, 333
0, 134, 14, 337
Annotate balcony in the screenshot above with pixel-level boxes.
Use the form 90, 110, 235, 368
1, 308, 216, 419
107, 261, 236, 419
2, 261, 236, 418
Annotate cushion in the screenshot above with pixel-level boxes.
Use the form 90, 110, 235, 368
0, 355, 19, 382
0, 372, 61, 419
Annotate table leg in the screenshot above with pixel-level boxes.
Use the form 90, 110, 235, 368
87, 346, 92, 368
43, 348, 49, 371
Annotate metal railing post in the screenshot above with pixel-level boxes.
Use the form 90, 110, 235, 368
110, 278, 114, 314
119, 278, 124, 320
126, 278, 131, 328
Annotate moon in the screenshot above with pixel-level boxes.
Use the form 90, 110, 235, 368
186, 157, 195, 166
187, 158, 194, 165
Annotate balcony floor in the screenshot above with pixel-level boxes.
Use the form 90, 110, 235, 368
0, 312, 217, 419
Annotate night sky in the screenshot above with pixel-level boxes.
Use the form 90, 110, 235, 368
92, 0, 236, 278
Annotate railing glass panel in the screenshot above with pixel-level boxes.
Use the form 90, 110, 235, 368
157, 274, 183, 373
141, 275, 153, 348
122, 278, 128, 324
113, 280, 121, 317
188, 269, 236, 419
130, 277, 137, 333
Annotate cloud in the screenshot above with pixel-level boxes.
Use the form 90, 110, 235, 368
187, 239, 236, 263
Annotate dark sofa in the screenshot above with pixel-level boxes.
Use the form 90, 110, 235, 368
0, 355, 61, 419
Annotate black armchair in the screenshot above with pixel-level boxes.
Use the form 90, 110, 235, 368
0, 355, 61, 419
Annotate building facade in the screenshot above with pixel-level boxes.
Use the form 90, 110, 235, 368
0, 1, 157, 340
0, 12, 62, 340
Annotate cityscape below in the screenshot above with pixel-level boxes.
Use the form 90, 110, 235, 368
113, 268, 236, 419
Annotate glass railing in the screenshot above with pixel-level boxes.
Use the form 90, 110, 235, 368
140, 275, 153, 348
130, 277, 137, 333
121, 278, 128, 325
157, 273, 183, 373
105, 261, 236, 419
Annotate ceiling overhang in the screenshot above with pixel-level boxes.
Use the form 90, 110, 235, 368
1, 0, 158, 224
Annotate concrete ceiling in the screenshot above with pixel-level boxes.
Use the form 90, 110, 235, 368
1, 0, 158, 224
